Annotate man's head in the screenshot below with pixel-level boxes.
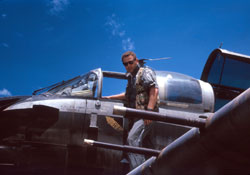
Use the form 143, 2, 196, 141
121, 51, 139, 73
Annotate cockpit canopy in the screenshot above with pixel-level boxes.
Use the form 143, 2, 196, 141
201, 49, 250, 111
52, 72, 97, 97
157, 71, 202, 104
156, 71, 214, 113
33, 69, 102, 98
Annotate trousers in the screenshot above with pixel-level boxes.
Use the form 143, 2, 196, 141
127, 119, 154, 170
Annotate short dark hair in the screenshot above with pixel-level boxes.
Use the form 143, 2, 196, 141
121, 51, 137, 61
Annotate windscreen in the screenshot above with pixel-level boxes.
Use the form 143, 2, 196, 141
42, 72, 98, 98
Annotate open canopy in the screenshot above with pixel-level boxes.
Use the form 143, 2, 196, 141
201, 48, 250, 111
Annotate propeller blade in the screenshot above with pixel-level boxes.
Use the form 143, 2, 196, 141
144, 57, 171, 61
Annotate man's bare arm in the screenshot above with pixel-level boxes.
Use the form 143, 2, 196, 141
144, 86, 159, 125
103, 92, 126, 100
147, 87, 159, 110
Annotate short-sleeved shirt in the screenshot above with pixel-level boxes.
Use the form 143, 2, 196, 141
125, 65, 158, 108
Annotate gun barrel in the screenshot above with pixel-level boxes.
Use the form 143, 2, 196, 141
113, 106, 207, 128
83, 139, 160, 157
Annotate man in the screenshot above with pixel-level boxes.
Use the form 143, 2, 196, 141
105, 51, 159, 169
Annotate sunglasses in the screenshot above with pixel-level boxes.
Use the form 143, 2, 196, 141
123, 58, 136, 66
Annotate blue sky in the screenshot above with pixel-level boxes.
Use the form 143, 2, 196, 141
1, 0, 250, 97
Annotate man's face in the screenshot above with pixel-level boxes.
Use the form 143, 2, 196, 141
122, 55, 138, 73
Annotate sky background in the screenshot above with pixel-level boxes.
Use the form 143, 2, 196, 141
1, 0, 250, 97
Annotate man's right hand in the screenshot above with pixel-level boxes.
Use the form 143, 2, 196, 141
144, 119, 152, 125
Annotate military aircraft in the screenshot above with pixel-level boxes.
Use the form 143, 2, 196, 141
0, 48, 249, 175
